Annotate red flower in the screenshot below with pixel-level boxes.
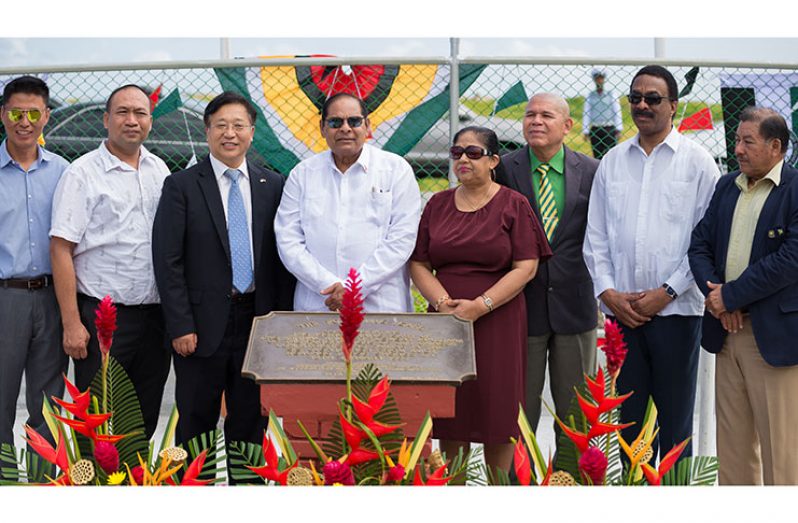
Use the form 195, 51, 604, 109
642, 438, 690, 486
576, 368, 633, 425
351, 376, 390, 424
23, 425, 70, 484
323, 459, 355, 485
94, 441, 119, 474
181, 449, 213, 486
600, 319, 628, 377
339, 268, 364, 363
556, 417, 633, 454
94, 295, 117, 356
247, 432, 297, 485
385, 464, 405, 483
513, 439, 532, 486
344, 447, 382, 466
412, 464, 452, 486
578, 446, 608, 485
131, 465, 145, 485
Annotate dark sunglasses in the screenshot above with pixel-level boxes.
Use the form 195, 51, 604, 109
325, 116, 365, 129
449, 145, 491, 160
627, 93, 673, 106
6, 108, 43, 123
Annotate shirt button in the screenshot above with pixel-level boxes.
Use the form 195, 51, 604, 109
28, 194, 32, 199
29, 219, 34, 223
31, 242, 36, 247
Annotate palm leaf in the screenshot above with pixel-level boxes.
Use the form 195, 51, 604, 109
662, 455, 719, 486
182, 429, 226, 485
87, 356, 149, 467
0, 443, 52, 485
226, 440, 267, 483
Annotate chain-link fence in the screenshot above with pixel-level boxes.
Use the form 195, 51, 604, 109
4, 57, 798, 197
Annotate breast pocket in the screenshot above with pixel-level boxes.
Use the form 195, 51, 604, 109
661, 181, 692, 224
606, 181, 626, 223
366, 191, 392, 230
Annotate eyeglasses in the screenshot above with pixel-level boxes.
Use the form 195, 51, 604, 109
325, 116, 365, 129
211, 122, 253, 133
449, 145, 491, 160
627, 93, 673, 106
5, 108, 43, 123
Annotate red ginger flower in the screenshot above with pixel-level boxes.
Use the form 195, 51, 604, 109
578, 446, 608, 485
600, 319, 628, 377
339, 268, 364, 363
94, 441, 119, 474
323, 459, 355, 485
94, 295, 117, 356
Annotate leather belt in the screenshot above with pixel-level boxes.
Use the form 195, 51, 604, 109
231, 292, 255, 305
1, 275, 52, 290
77, 293, 159, 309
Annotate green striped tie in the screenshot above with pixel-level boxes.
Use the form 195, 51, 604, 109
537, 163, 558, 241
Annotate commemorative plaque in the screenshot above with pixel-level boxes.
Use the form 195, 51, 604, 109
242, 312, 476, 384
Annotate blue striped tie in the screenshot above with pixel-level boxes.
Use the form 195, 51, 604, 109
224, 169, 253, 293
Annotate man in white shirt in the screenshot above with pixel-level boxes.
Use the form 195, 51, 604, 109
50, 85, 171, 439
582, 69, 623, 160
275, 93, 421, 312
583, 65, 720, 462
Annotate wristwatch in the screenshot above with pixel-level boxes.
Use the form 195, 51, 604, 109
662, 283, 678, 300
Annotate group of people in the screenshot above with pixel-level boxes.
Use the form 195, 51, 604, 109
1, 62, 797, 485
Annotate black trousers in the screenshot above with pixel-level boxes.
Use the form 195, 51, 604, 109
613, 315, 701, 463
173, 296, 265, 453
75, 294, 170, 440
589, 126, 618, 160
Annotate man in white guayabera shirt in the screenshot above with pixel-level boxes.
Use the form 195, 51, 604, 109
50, 85, 170, 439
583, 65, 720, 464
275, 92, 421, 313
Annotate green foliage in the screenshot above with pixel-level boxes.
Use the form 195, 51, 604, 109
87, 356, 149, 467
662, 455, 719, 486
227, 440, 267, 484
0, 443, 51, 485
183, 429, 226, 485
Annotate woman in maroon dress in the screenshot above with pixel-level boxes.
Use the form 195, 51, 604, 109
410, 126, 552, 475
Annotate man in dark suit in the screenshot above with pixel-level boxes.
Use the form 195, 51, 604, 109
689, 107, 798, 485
497, 93, 598, 443
152, 92, 294, 458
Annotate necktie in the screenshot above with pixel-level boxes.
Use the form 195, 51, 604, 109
537, 163, 559, 241
224, 169, 253, 293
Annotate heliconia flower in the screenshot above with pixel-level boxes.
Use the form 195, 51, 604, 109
94, 295, 117, 356
94, 440, 120, 474
513, 439, 533, 486
339, 409, 365, 450
339, 268, 365, 364
576, 369, 633, 425
601, 319, 628, 377
556, 417, 634, 454
412, 464, 452, 486
180, 449, 213, 486
344, 447, 382, 466
55, 374, 91, 419
52, 411, 112, 441
578, 446, 608, 485
23, 425, 70, 483
323, 459, 355, 486
248, 432, 297, 485
351, 376, 390, 424
641, 438, 690, 486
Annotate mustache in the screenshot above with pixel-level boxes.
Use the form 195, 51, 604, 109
632, 109, 656, 119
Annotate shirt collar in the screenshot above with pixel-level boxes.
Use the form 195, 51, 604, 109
631, 126, 681, 155
328, 142, 371, 175
736, 159, 783, 191
529, 145, 565, 174
0, 139, 53, 170
98, 140, 156, 173
209, 153, 249, 182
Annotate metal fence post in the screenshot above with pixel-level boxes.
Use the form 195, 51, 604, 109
448, 37, 460, 189
697, 349, 716, 456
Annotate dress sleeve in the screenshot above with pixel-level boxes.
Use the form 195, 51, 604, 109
410, 195, 433, 263
510, 192, 553, 262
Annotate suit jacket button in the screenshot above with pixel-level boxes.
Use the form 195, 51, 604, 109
548, 287, 554, 292
226, 294, 231, 299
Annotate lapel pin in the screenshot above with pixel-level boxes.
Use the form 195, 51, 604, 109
768, 230, 776, 238
259, 178, 267, 183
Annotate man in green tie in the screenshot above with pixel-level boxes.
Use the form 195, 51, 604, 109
496, 93, 599, 447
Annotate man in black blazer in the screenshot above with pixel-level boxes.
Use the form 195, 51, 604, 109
152, 92, 294, 458
689, 107, 798, 485
497, 93, 598, 442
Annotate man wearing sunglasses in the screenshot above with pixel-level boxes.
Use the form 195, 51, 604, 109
496, 93, 599, 451
276, 92, 421, 313
584, 65, 720, 463
0, 76, 69, 455
50, 84, 171, 440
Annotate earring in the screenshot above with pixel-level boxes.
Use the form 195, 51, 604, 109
490, 168, 496, 181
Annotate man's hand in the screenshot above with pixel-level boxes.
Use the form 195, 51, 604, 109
600, 288, 650, 329
63, 321, 90, 359
705, 281, 727, 318
172, 333, 197, 357
447, 298, 488, 322
321, 282, 345, 311
719, 310, 745, 333
630, 287, 672, 317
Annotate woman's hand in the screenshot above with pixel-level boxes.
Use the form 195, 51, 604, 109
447, 298, 488, 322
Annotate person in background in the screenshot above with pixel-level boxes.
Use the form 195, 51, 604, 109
582, 69, 623, 159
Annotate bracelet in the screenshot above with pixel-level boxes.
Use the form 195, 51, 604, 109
480, 294, 494, 312
433, 295, 450, 312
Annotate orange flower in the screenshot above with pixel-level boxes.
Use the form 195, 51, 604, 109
641, 438, 690, 486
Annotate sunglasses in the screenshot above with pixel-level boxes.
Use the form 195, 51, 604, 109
449, 145, 491, 160
627, 93, 673, 106
6, 108, 43, 123
325, 116, 365, 129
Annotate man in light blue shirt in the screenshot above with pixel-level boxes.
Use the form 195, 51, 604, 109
0, 76, 69, 451
582, 69, 623, 160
